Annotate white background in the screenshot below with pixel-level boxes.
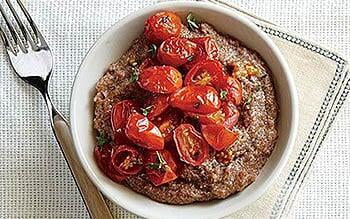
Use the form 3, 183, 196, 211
0, 0, 348, 218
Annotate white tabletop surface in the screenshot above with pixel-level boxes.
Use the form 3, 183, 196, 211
0, 0, 349, 218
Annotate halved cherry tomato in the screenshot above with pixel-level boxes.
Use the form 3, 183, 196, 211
143, 94, 169, 120
183, 37, 219, 70
186, 102, 239, 129
153, 109, 183, 142
191, 37, 219, 60
222, 101, 240, 129
217, 76, 243, 105
187, 109, 225, 125
184, 60, 225, 86
201, 124, 238, 151
173, 124, 209, 166
125, 112, 164, 150
111, 145, 143, 175
94, 144, 127, 182
145, 150, 178, 186
144, 11, 182, 44
111, 100, 135, 131
157, 37, 197, 67
139, 58, 156, 71
170, 85, 221, 114
113, 129, 133, 145
138, 66, 183, 94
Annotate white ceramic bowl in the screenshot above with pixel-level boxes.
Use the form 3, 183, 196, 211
70, 1, 298, 218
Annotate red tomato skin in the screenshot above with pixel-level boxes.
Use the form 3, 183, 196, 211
157, 37, 197, 67
218, 76, 243, 105
152, 109, 183, 142
184, 60, 225, 87
110, 100, 135, 131
125, 112, 164, 150
201, 124, 238, 151
139, 58, 157, 71
222, 101, 240, 129
190, 37, 219, 60
113, 129, 133, 145
138, 66, 183, 94
187, 101, 239, 129
145, 150, 178, 186
187, 109, 225, 125
173, 124, 209, 166
170, 85, 221, 114
143, 94, 169, 120
183, 37, 219, 70
144, 11, 182, 44
111, 145, 143, 176
94, 145, 127, 182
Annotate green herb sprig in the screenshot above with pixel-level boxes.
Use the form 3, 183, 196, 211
140, 106, 153, 116
96, 133, 109, 147
186, 12, 200, 31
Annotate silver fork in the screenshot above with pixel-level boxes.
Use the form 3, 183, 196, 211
0, 1, 113, 218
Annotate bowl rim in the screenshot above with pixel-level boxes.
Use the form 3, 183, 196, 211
70, 1, 299, 218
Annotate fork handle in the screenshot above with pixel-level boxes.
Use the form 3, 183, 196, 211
43, 93, 113, 219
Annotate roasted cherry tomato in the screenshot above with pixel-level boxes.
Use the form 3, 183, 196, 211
94, 144, 127, 182
125, 112, 164, 150
173, 124, 209, 166
170, 85, 221, 114
111, 100, 136, 131
191, 37, 218, 59
217, 76, 243, 105
139, 58, 156, 71
153, 109, 183, 142
184, 60, 225, 86
222, 101, 240, 129
183, 37, 219, 70
144, 11, 182, 44
113, 129, 133, 145
145, 150, 178, 186
157, 37, 197, 67
201, 124, 238, 151
190, 101, 239, 128
186, 109, 225, 125
138, 66, 183, 94
111, 145, 143, 175
143, 94, 169, 120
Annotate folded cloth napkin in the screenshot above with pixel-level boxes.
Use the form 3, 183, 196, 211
107, 0, 350, 218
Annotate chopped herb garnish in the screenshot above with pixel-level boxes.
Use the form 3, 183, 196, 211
147, 163, 163, 170
129, 61, 140, 83
193, 102, 201, 109
96, 133, 108, 147
255, 84, 262, 92
147, 44, 157, 56
129, 70, 139, 82
140, 106, 153, 116
244, 95, 254, 109
147, 152, 167, 171
219, 90, 228, 100
186, 12, 200, 31
187, 55, 194, 62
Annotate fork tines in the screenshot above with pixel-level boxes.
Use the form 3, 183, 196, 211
0, 0, 45, 55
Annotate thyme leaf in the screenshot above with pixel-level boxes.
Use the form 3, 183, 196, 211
193, 102, 201, 109
187, 55, 194, 62
147, 44, 157, 56
140, 106, 153, 116
186, 12, 200, 31
129, 62, 139, 83
219, 90, 228, 100
96, 133, 108, 147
